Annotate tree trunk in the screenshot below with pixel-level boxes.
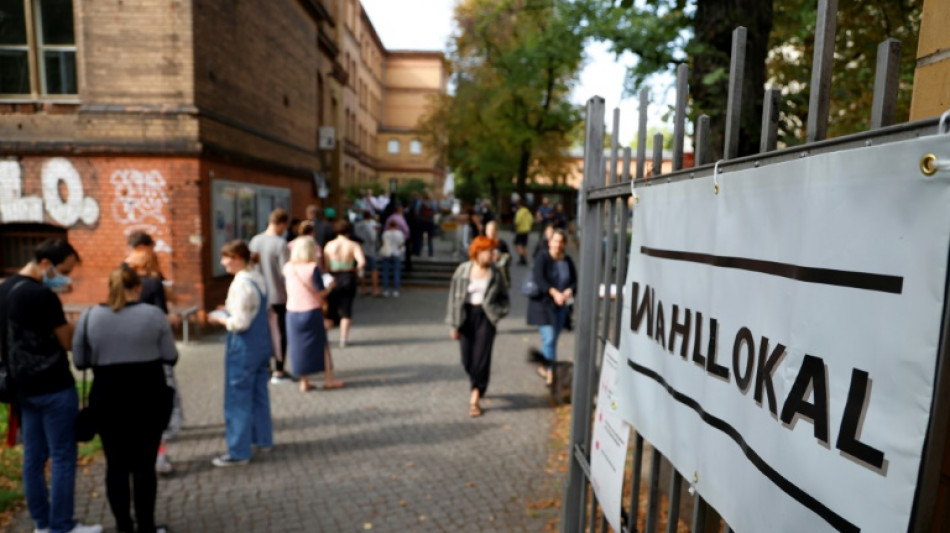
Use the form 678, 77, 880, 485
516, 143, 532, 199
691, 0, 774, 160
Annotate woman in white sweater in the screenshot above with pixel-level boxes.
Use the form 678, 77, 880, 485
206, 240, 274, 467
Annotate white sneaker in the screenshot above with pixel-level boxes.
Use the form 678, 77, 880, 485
155, 453, 174, 475
339, 338, 347, 349
269, 374, 292, 384
67, 524, 103, 533
382, 290, 390, 297
393, 290, 400, 298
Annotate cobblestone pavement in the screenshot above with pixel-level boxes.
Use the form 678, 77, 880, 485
11, 258, 574, 533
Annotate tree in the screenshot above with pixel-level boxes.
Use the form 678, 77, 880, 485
585, 0, 920, 154
419, 0, 585, 201
586, 0, 772, 159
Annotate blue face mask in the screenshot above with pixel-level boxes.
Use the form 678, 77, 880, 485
43, 268, 72, 292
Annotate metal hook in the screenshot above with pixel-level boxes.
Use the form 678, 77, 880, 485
940, 110, 950, 135
713, 159, 724, 195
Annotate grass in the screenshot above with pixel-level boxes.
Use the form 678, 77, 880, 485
0, 379, 103, 528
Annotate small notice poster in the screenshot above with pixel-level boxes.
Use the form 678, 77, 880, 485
590, 343, 630, 532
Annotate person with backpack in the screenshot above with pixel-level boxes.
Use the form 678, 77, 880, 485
72, 265, 177, 533
0, 238, 102, 533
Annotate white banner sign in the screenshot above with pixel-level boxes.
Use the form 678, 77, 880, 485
590, 343, 631, 532
617, 134, 950, 532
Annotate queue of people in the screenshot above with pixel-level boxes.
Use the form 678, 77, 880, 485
0, 193, 575, 533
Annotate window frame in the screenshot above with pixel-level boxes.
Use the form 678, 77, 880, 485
0, 0, 79, 101
387, 139, 400, 154
409, 139, 423, 155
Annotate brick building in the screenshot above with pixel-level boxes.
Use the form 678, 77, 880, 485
0, 0, 445, 312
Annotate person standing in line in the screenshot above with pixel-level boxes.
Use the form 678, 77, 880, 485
384, 203, 410, 249
283, 236, 343, 392
124, 247, 184, 477
533, 223, 556, 261
323, 220, 366, 348
249, 209, 292, 384
552, 203, 568, 230
535, 197, 553, 228
72, 265, 177, 533
206, 240, 274, 466
484, 221, 512, 289
379, 219, 406, 297
415, 192, 438, 257
354, 211, 381, 297
527, 229, 577, 386
0, 238, 102, 533
513, 195, 534, 265
308, 204, 335, 251
446, 236, 510, 417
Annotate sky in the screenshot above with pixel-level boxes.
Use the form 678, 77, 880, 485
361, 0, 675, 147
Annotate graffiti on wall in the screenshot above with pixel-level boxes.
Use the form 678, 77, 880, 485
0, 158, 100, 227
110, 169, 172, 252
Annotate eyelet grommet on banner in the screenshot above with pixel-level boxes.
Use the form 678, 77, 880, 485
921, 154, 938, 176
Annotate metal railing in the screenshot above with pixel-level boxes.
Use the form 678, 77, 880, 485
561, 4, 948, 531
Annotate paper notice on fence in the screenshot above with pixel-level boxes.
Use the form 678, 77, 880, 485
615, 133, 950, 533
590, 343, 630, 533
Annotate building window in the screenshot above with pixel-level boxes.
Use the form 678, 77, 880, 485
0, 222, 67, 277
0, 0, 78, 97
388, 139, 400, 154
409, 140, 423, 155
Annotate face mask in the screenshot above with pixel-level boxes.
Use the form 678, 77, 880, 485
43, 268, 72, 292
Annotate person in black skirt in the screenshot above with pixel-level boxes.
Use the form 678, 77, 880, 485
445, 236, 510, 417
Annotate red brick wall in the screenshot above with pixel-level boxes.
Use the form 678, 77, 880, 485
5, 154, 322, 313
5, 155, 201, 309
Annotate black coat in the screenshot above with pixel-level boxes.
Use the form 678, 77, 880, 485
526, 251, 577, 326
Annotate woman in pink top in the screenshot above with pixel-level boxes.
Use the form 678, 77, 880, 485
282, 236, 342, 392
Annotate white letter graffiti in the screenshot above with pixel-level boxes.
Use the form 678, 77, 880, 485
111, 169, 172, 252
0, 158, 99, 226
42, 158, 99, 227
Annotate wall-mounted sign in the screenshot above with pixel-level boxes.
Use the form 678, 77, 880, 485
319, 127, 336, 151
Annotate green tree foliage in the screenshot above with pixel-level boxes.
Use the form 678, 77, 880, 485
586, 0, 920, 153
769, 0, 920, 145
419, 0, 586, 201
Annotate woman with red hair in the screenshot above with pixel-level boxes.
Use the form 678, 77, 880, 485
445, 236, 510, 417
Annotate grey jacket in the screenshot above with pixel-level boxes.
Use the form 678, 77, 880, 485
445, 262, 510, 329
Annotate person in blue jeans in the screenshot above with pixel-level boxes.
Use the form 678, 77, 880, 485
0, 238, 102, 533
207, 240, 274, 467
526, 230, 576, 386
380, 219, 406, 297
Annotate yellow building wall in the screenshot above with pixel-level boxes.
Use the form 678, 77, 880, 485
910, 0, 950, 120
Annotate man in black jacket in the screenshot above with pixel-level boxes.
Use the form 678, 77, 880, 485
0, 238, 102, 533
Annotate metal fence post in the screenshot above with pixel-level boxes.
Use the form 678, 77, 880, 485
562, 96, 606, 533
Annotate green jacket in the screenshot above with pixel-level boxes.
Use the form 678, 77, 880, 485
445, 262, 511, 329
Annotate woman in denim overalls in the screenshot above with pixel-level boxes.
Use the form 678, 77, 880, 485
207, 240, 274, 466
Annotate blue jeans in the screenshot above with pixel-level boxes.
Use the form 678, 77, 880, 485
224, 345, 273, 460
539, 305, 569, 368
381, 256, 402, 291
19, 387, 79, 533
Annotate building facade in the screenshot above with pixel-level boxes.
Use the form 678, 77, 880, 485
0, 0, 444, 311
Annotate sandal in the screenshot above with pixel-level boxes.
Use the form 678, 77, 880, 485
469, 402, 482, 417
300, 383, 316, 393
323, 380, 344, 390
537, 366, 548, 379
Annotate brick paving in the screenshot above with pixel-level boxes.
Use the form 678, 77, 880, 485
10, 257, 574, 533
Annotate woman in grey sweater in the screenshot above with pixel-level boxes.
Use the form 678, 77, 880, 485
445, 236, 510, 417
72, 264, 177, 533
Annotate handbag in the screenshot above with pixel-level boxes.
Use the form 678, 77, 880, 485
75, 307, 98, 443
520, 270, 541, 298
0, 280, 29, 404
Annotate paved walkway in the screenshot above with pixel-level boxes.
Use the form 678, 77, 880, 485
11, 255, 574, 532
